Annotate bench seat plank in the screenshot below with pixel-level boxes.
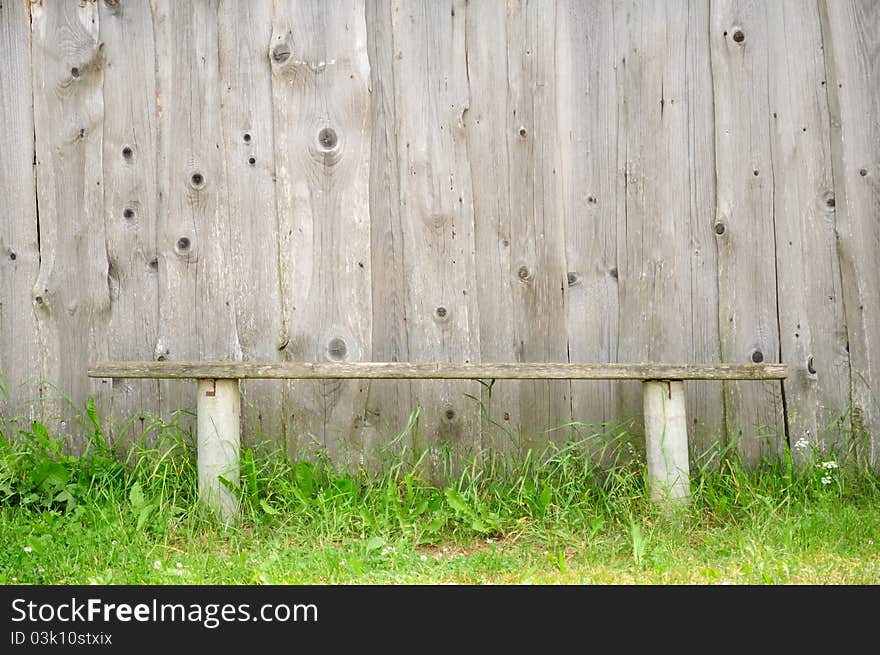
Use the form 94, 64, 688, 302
88, 361, 787, 381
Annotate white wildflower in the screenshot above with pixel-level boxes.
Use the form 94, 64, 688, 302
339, 560, 346, 567
23, 546, 32, 553
11, 577, 16, 582
485, 538, 494, 544
420, 554, 428, 562
38, 567, 45, 574
111, 540, 118, 546
822, 460, 838, 470
152, 560, 162, 570
821, 476, 832, 485
176, 562, 183, 569
794, 437, 809, 451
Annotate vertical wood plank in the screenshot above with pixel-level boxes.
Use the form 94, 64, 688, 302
764, 1, 850, 459
0, 0, 41, 428
711, 0, 786, 463
270, 0, 373, 465
383, 0, 481, 477
556, 0, 622, 455
463, 0, 518, 453
364, 0, 413, 465
617, 0, 725, 461
98, 0, 161, 447
506, 0, 571, 450
30, 0, 109, 449
683, 0, 726, 462
820, 0, 880, 467
467, 0, 571, 454
218, 0, 284, 448
153, 0, 240, 433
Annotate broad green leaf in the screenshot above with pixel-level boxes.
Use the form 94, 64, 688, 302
129, 481, 145, 511
294, 461, 314, 496
34, 461, 69, 491
260, 499, 279, 515
444, 487, 471, 516
136, 505, 154, 532
365, 536, 385, 553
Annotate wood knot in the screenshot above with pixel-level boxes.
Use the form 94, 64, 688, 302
434, 306, 449, 321
732, 29, 745, 43
751, 349, 764, 363
122, 146, 133, 161
825, 195, 835, 209
272, 43, 291, 64
807, 356, 816, 375
327, 337, 347, 361
317, 127, 338, 151
443, 407, 456, 422
190, 172, 205, 189
517, 265, 532, 281
518, 126, 528, 138
123, 207, 135, 220
566, 272, 580, 287
858, 168, 867, 177
714, 222, 726, 235
175, 237, 191, 255
243, 132, 252, 143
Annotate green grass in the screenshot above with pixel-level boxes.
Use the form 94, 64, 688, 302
1, 402, 879, 585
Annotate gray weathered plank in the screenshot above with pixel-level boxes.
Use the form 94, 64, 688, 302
467, 0, 571, 454
0, 0, 41, 427
556, 0, 622, 453
99, 0, 161, 447
218, 0, 284, 448
152, 0, 241, 435
711, 0, 786, 464
270, 0, 373, 464
383, 0, 482, 476
364, 0, 413, 466
31, 0, 109, 449
505, 0, 571, 449
89, 361, 788, 381
463, 0, 520, 453
681, 0, 727, 463
819, 0, 880, 467
764, 1, 850, 460
617, 0, 725, 461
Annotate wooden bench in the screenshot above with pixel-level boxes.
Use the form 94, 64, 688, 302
88, 361, 787, 523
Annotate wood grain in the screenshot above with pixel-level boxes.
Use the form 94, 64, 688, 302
711, 0, 786, 463
383, 0, 482, 475
616, 0, 725, 461
0, 0, 41, 426
153, 0, 240, 435
270, 0, 373, 464
31, 0, 109, 448
99, 0, 161, 447
556, 0, 621, 451
89, 361, 788, 381
218, 0, 284, 447
820, 0, 880, 467
764, 1, 850, 460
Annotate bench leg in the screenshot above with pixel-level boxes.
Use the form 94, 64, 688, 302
642, 380, 690, 505
197, 378, 240, 524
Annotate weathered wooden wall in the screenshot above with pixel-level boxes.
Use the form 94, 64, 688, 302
1, 0, 877, 470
